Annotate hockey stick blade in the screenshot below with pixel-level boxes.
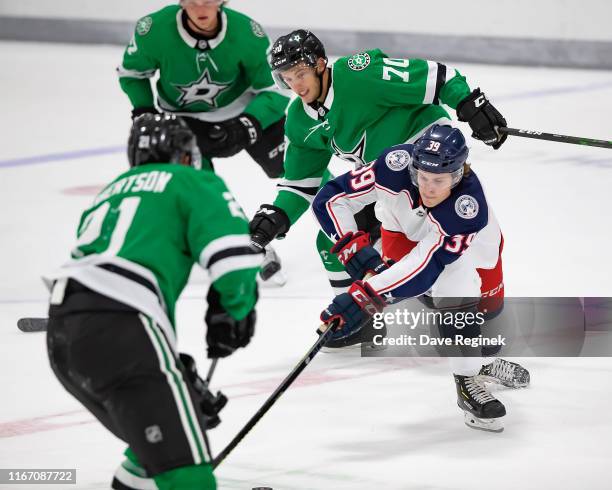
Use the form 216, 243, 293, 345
212, 323, 336, 469
17, 318, 48, 332
500, 127, 612, 149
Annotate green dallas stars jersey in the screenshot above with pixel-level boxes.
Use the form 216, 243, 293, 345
117, 5, 289, 128
45, 164, 261, 345
274, 49, 472, 224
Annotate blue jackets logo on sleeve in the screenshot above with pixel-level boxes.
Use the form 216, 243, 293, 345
385, 150, 411, 171
454, 195, 479, 219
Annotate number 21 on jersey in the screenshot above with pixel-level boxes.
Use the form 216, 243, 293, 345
73, 197, 141, 257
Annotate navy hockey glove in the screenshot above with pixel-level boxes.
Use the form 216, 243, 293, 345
179, 353, 227, 429
331, 231, 387, 281
320, 281, 386, 340
457, 88, 507, 149
249, 204, 291, 250
206, 114, 262, 158
131, 106, 159, 120
205, 286, 256, 358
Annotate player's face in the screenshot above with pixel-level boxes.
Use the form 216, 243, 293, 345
280, 63, 323, 104
181, 0, 222, 33
417, 170, 453, 207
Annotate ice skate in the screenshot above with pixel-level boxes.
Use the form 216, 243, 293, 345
479, 358, 530, 388
454, 374, 506, 432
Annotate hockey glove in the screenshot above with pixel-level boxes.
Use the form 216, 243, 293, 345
205, 114, 262, 158
205, 286, 256, 358
131, 106, 159, 120
179, 353, 227, 429
320, 280, 386, 340
249, 204, 291, 250
456, 88, 507, 149
331, 231, 388, 281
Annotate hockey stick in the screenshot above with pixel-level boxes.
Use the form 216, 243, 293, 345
211, 323, 337, 469
17, 317, 48, 332
499, 127, 612, 149
202, 358, 219, 462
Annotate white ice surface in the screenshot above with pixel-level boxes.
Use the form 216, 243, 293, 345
0, 42, 611, 489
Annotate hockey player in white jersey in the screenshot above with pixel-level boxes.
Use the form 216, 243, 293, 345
313, 125, 529, 431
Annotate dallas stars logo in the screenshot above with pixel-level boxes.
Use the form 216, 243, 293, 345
331, 132, 368, 169
348, 53, 371, 71
174, 69, 230, 107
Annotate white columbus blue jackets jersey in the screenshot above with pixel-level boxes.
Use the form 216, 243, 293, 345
312, 144, 502, 299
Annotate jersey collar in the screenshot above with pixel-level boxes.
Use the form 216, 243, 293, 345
303, 64, 335, 121
176, 8, 228, 50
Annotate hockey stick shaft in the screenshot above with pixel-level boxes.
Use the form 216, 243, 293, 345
206, 358, 218, 384
500, 127, 612, 149
211, 325, 336, 469
202, 359, 219, 462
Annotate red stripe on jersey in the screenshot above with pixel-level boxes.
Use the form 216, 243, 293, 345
374, 183, 414, 207
375, 234, 445, 294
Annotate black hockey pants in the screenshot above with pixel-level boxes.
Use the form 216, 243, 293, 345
47, 280, 211, 476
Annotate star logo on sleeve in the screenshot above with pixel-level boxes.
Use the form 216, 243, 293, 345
173, 69, 230, 107
331, 132, 368, 169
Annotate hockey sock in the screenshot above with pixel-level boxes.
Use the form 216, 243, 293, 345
316, 230, 352, 294
153, 463, 216, 490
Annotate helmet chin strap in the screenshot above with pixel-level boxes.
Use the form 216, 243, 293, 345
314, 63, 329, 102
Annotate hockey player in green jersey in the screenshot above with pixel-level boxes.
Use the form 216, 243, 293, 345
249, 30, 508, 299
46, 114, 263, 490
117, 0, 290, 177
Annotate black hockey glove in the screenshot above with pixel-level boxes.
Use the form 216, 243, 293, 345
320, 281, 386, 341
205, 114, 262, 158
205, 286, 256, 359
131, 106, 159, 120
249, 204, 291, 250
179, 353, 227, 429
456, 88, 507, 149
331, 231, 388, 281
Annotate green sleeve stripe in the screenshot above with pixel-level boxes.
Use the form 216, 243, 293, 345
209, 254, 262, 283
278, 177, 323, 187
423, 60, 444, 105
276, 186, 315, 202
198, 234, 252, 268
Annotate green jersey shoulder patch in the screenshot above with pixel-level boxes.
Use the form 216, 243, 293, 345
250, 19, 265, 38
347, 53, 371, 71
136, 16, 153, 36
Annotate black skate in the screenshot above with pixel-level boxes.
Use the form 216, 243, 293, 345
454, 374, 506, 432
479, 358, 530, 389
322, 318, 387, 352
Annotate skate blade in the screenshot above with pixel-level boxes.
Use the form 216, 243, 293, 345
463, 411, 504, 432
477, 374, 530, 389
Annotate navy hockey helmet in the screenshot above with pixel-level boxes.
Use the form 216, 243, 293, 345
128, 113, 202, 169
410, 125, 469, 188
268, 29, 327, 88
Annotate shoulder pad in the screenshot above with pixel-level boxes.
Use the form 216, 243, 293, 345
429, 172, 488, 236
373, 144, 415, 193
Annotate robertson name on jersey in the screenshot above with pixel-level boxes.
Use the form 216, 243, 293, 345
45, 164, 262, 345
